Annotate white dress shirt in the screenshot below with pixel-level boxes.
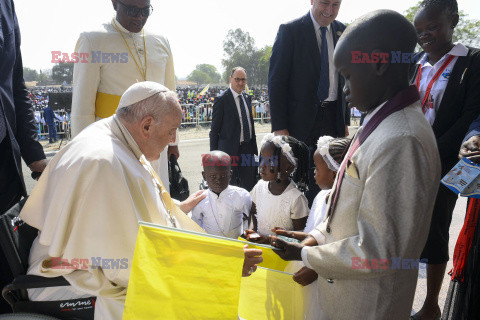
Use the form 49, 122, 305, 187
416, 43, 468, 125
230, 86, 253, 143
310, 10, 338, 102
191, 186, 252, 239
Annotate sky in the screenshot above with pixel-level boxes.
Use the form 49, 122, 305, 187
15, 0, 480, 79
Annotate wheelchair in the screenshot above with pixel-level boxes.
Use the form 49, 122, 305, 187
0, 199, 95, 320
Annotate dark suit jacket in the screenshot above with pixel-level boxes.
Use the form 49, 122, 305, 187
268, 12, 349, 142
209, 88, 258, 157
410, 47, 480, 175
465, 115, 480, 142
1, 0, 45, 196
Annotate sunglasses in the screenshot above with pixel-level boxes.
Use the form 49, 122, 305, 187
117, 0, 153, 17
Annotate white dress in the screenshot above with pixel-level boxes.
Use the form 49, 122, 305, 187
286, 189, 331, 320
304, 189, 330, 233
250, 180, 309, 236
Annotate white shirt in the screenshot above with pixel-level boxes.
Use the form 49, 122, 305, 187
230, 86, 253, 143
310, 9, 338, 102
417, 43, 468, 125
191, 186, 252, 239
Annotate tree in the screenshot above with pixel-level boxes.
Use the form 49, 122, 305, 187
221, 28, 272, 86
405, 2, 480, 47
51, 62, 74, 84
256, 46, 272, 88
23, 67, 39, 82
37, 69, 52, 85
187, 69, 211, 85
195, 64, 221, 83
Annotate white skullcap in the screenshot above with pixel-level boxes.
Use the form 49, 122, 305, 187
117, 81, 169, 110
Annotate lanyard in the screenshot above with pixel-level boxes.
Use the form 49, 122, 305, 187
415, 55, 455, 113
113, 19, 148, 81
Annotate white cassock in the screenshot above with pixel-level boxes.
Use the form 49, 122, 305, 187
70, 17, 177, 191
21, 115, 203, 320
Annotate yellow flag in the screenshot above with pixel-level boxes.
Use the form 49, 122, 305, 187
238, 267, 304, 320
123, 223, 245, 319
198, 84, 210, 96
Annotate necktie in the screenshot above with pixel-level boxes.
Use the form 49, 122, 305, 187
317, 26, 330, 101
238, 95, 251, 143
0, 107, 6, 143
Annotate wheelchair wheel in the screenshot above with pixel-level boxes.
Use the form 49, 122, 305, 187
0, 313, 60, 320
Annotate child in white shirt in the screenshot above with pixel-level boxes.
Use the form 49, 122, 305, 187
191, 151, 251, 239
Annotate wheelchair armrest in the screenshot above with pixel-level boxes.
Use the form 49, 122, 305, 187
2, 275, 71, 307
9, 275, 70, 289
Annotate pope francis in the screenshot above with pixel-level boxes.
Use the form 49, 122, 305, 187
70, 0, 177, 192
21, 82, 263, 319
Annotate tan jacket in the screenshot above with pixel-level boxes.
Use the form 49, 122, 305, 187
304, 102, 441, 320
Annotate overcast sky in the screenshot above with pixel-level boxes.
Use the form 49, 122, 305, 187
15, 0, 480, 79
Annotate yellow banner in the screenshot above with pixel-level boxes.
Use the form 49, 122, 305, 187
123, 224, 245, 319
238, 267, 304, 320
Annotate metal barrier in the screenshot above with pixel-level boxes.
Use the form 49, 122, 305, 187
34, 102, 359, 138
34, 110, 71, 141
180, 101, 272, 129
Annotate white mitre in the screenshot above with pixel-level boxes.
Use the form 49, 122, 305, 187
117, 81, 169, 110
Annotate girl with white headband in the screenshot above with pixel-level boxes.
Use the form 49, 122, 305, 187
274, 135, 350, 319
244, 134, 310, 243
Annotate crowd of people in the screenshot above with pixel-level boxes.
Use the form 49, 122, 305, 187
26, 86, 270, 131
1, 0, 480, 319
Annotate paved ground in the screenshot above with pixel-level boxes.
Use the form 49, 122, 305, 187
23, 124, 464, 316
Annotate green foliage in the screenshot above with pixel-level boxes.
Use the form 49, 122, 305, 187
51, 62, 74, 84
196, 64, 221, 83
187, 64, 221, 85
187, 69, 212, 85
222, 29, 272, 86
23, 67, 39, 82
405, 2, 480, 47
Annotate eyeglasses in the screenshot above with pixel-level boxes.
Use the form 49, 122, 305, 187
117, 0, 153, 17
233, 78, 247, 83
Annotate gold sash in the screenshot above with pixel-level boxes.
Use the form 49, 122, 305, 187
95, 92, 122, 118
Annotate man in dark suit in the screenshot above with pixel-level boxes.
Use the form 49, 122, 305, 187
1, 0, 48, 312
210, 67, 258, 191
268, 0, 348, 204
